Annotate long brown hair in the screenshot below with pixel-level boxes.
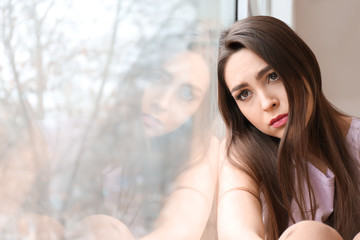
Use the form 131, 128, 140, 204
217, 16, 360, 239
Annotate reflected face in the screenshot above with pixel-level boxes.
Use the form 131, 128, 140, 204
141, 51, 210, 137
224, 48, 289, 139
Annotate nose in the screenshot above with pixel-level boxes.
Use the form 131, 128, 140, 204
150, 91, 172, 112
259, 91, 279, 111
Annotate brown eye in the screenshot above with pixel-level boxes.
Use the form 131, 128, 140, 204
236, 89, 251, 101
268, 72, 279, 82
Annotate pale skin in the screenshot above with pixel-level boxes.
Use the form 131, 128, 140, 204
140, 137, 219, 240
218, 144, 264, 240
218, 48, 359, 239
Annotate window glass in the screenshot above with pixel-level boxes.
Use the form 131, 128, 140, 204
237, 0, 293, 27
0, 0, 233, 238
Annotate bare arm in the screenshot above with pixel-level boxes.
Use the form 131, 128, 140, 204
217, 142, 265, 240
140, 137, 219, 240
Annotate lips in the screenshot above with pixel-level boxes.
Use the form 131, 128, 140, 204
141, 113, 163, 129
270, 114, 288, 128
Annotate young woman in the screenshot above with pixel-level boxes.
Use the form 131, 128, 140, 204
99, 49, 219, 239
63, 46, 220, 240
217, 16, 360, 240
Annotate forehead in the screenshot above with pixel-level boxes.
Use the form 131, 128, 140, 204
224, 48, 268, 88
164, 51, 210, 91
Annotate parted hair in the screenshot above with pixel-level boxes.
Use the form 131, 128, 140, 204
217, 15, 360, 240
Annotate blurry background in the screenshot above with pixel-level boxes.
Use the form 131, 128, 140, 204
294, 0, 360, 117
0, 0, 358, 239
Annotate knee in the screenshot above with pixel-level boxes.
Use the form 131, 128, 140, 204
65, 214, 136, 240
279, 221, 343, 240
353, 232, 360, 240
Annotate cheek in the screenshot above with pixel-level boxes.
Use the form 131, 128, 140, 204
238, 103, 265, 132
141, 87, 162, 111
165, 101, 201, 129
141, 89, 153, 108
141, 95, 148, 112
238, 103, 257, 121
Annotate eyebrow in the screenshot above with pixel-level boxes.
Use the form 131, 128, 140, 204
230, 83, 248, 93
256, 65, 272, 80
230, 65, 272, 93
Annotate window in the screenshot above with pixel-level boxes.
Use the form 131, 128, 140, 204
0, 0, 234, 238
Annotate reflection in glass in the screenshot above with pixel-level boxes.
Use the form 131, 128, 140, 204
0, 0, 227, 239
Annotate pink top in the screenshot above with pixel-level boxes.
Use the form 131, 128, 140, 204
290, 117, 360, 224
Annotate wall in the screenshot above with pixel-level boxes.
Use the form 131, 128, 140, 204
294, 0, 360, 116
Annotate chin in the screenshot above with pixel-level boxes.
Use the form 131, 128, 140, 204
145, 128, 169, 138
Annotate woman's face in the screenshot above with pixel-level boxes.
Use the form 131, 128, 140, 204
141, 51, 210, 138
224, 48, 289, 139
